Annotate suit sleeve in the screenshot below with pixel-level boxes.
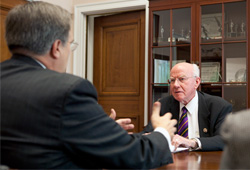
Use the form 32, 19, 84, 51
60, 79, 173, 169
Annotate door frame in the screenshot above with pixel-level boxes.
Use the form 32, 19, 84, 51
73, 0, 149, 125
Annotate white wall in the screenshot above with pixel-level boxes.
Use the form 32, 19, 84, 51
34, 0, 73, 13
37, 0, 124, 13
73, 0, 121, 6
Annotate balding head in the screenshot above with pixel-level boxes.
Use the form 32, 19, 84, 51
171, 63, 200, 78
169, 62, 201, 105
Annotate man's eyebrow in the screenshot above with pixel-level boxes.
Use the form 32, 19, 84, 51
170, 75, 186, 78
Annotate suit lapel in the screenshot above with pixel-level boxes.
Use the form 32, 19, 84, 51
197, 92, 211, 137
159, 96, 179, 132
171, 100, 179, 121
169, 97, 179, 132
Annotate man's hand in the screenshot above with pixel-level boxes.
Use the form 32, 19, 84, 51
171, 134, 198, 150
110, 108, 134, 131
109, 108, 116, 120
151, 102, 177, 139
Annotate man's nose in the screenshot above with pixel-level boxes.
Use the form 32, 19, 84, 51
173, 79, 180, 86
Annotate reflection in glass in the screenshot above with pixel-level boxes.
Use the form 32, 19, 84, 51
224, 1, 246, 40
153, 10, 170, 46
154, 59, 170, 84
153, 87, 170, 102
201, 84, 222, 97
201, 4, 222, 43
235, 68, 246, 82
153, 48, 170, 84
224, 84, 247, 112
172, 46, 190, 67
224, 43, 246, 82
153, 47, 170, 60
172, 8, 191, 45
201, 44, 222, 82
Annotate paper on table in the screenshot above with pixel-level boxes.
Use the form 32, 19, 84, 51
170, 144, 189, 153
172, 147, 189, 153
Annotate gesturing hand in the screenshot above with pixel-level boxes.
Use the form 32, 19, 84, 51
110, 108, 134, 132
151, 102, 177, 139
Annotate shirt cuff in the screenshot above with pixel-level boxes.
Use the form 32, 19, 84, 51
191, 138, 202, 150
154, 127, 174, 151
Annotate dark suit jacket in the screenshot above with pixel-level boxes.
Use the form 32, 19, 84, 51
0, 54, 173, 169
142, 91, 232, 151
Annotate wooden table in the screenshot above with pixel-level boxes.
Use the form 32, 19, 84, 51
155, 151, 223, 170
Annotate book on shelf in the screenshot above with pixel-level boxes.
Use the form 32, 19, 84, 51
154, 59, 170, 84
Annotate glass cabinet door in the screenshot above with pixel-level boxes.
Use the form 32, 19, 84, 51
172, 8, 191, 66
201, 4, 222, 43
172, 8, 191, 45
200, 1, 247, 112
151, 7, 191, 104
224, 43, 247, 111
152, 47, 170, 102
224, 1, 246, 41
224, 43, 246, 83
201, 44, 222, 83
153, 10, 170, 46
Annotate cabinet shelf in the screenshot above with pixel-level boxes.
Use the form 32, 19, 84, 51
152, 83, 170, 87
201, 82, 247, 85
200, 40, 246, 45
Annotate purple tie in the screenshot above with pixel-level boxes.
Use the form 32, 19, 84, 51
178, 107, 188, 138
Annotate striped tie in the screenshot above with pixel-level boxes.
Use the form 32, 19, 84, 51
178, 107, 188, 138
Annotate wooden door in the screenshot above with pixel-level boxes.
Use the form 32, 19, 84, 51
0, 0, 27, 62
94, 10, 145, 132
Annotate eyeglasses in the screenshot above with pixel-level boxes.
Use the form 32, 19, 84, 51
70, 41, 78, 51
168, 76, 196, 84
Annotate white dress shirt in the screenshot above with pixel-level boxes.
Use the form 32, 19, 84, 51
33, 58, 46, 69
179, 91, 202, 149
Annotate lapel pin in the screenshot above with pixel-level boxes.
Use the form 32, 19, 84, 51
203, 128, 208, 133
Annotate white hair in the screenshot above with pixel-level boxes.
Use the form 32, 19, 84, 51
192, 64, 200, 77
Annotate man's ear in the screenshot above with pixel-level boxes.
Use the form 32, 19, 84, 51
50, 40, 62, 59
195, 77, 201, 89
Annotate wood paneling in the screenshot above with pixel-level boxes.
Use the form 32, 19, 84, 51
101, 24, 139, 95
94, 11, 145, 132
0, 0, 27, 62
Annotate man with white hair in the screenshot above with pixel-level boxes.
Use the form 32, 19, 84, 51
143, 62, 232, 151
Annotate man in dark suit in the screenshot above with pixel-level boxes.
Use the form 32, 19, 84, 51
0, 2, 177, 169
142, 62, 232, 151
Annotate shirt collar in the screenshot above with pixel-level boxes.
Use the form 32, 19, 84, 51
180, 91, 198, 115
33, 58, 46, 69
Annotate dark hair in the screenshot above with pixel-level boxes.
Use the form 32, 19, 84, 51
5, 1, 72, 55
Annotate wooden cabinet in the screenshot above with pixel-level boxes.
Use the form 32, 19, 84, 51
148, 0, 249, 116
0, 0, 27, 62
